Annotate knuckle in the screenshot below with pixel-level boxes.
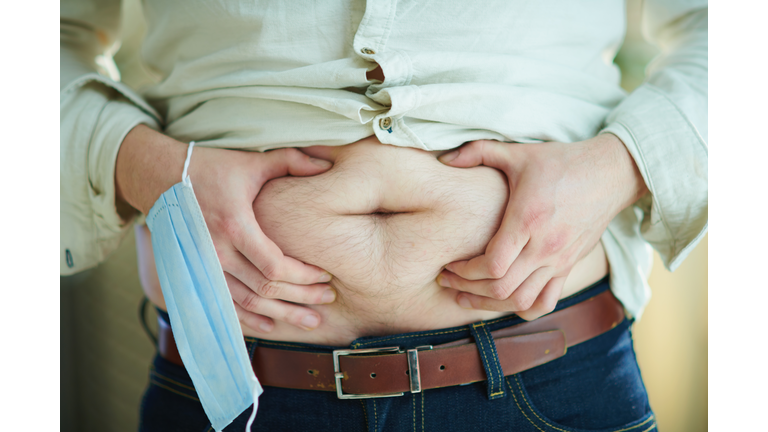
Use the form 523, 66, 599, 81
485, 258, 508, 279
258, 280, 282, 298
240, 292, 263, 312
511, 292, 536, 311
540, 234, 567, 258
260, 261, 283, 280
521, 205, 549, 232
488, 282, 511, 300
215, 216, 241, 239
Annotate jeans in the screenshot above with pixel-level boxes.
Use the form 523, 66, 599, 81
139, 278, 657, 431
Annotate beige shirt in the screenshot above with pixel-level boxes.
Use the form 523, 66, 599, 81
60, 0, 708, 320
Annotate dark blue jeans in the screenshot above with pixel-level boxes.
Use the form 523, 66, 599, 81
140, 278, 657, 431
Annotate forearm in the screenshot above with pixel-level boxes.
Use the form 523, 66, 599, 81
115, 124, 189, 216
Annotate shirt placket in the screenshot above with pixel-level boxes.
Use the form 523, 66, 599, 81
354, 0, 423, 149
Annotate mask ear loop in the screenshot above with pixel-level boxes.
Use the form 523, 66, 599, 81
245, 382, 259, 431
182, 141, 196, 186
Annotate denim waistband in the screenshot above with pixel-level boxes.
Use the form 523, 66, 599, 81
156, 276, 612, 353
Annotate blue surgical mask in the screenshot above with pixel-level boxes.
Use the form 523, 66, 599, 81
146, 142, 263, 432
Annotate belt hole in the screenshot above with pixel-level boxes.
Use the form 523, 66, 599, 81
405, 370, 409, 375
370, 373, 377, 379
439, 365, 446, 371
307, 369, 318, 376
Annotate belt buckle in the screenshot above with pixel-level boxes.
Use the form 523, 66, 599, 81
332, 345, 432, 399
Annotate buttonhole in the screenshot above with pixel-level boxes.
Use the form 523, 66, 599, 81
439, 365, 446, 371
370, 373, 377, 379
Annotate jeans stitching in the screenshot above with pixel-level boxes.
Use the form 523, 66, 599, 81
360, 400, 369, 431
611, 416, 656, 432
513, 375, 570, 432
373, 400, 378, 431
512, 374, 656, 432
413, 393, 416, 432
471, 323, 494, 397
482, 324, 504, 396
506, 376, 547, 432
421, 390, 425, 432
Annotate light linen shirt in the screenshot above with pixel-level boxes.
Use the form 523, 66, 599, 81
60, 0, 708, 320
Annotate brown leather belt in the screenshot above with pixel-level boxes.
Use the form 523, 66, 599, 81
158, 289, 624, 399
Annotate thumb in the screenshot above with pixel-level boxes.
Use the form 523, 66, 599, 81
259, 148, 333, 180
438, 140, 510, 170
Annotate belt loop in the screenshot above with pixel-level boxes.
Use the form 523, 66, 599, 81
469, 322, 506, 400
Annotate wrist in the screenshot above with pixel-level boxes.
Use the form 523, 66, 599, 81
588, 133, 649, 211
115, 124, 188, 215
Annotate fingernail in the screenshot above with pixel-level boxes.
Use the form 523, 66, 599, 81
438, 150, 459, 163
310, 158, 332, 168
318, 272, 332, 283
457, 295, 473, 309
436, 274, 451, 288
259, 322, 273, 332
321, 289, 336, 303
301, 314, 320, 329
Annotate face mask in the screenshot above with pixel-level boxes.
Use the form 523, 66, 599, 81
146, 142, 263, 432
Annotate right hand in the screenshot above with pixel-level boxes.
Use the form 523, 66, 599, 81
116, 125, 336, 333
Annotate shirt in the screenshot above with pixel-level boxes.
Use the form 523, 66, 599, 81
60, 0, 708, 320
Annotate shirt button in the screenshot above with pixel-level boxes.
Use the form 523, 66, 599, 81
379, 117, 393, 129
361, 47, 376, 55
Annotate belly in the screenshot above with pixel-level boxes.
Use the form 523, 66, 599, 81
137, 136, 609, 346
251, 137, 606, 345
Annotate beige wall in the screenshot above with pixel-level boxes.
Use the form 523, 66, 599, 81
634, 238, 708, 431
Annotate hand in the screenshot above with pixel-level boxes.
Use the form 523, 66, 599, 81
436, 134, 647, 320
116, 125, 336, 332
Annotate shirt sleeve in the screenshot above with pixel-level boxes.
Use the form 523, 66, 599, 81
600, 1, 708, 271
61, 0, 162, 276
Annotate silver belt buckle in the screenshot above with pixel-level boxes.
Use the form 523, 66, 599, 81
332, 345, 433, 399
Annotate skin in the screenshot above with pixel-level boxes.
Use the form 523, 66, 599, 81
436, 134, 648, 320
116, 124, 336, 332
117, 125, 644, 333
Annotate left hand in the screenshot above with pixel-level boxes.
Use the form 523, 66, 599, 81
436, 134, 647, 320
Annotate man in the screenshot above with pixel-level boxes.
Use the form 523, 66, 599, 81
61, 0, 707, 430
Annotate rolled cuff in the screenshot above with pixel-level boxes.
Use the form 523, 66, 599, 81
601, 84, 708, 271
61, 82, 160, 275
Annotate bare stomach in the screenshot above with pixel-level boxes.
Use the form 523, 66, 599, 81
137, 136, 608, 346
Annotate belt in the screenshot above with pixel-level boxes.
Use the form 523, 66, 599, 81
158, 289, 624, 399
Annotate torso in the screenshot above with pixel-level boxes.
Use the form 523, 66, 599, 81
137, 136, 608, 346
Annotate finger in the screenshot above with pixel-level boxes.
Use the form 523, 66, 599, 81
224, 251, 335, 304
438, 140, 511, 170
258, 148, 333, 180
438, 251, 537, 300
503, 266, 556, 312
232, 217, 333, 285
445, 222, 529, 280
234, 302, 275, 333
227, 274, 322, 330
516, 276, 566, 321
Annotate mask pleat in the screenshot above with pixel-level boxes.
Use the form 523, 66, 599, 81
147, 182, 262, 431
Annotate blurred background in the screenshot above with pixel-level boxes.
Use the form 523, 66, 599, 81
60, 0, 707, 430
